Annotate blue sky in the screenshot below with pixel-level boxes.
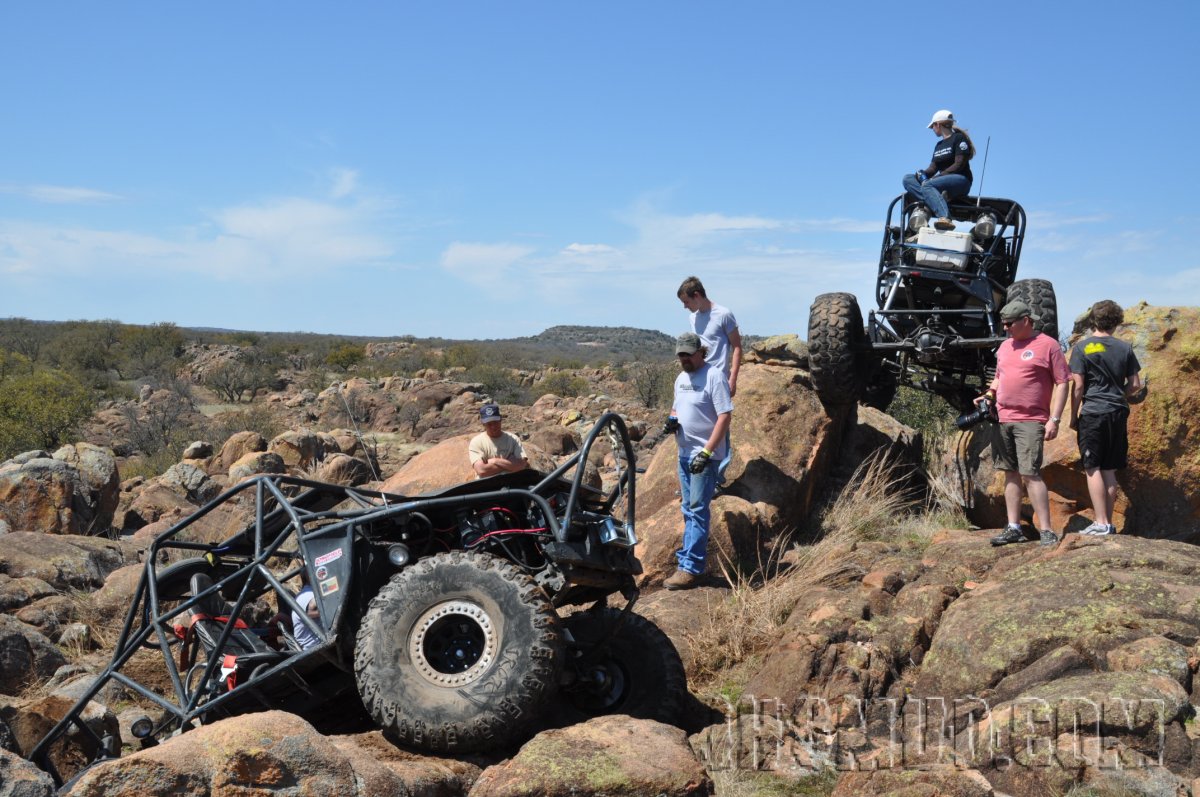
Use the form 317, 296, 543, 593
1, 2, 1196, 340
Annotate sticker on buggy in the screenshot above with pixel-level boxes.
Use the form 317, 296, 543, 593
319, 577, 340, 596
314, 548, 343, 567
315, 565, 329, 580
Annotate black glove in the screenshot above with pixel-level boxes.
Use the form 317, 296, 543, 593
1128, 382, 1148, 405
661, 415, 680, 435
689, 449, 712, 474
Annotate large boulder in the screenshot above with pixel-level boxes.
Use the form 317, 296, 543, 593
157, 462, 219, 505
468, 715, 711, 797
0, 747, 55, 797
379, 435, 557, 495
60, 711, 476, 796
227, 451, 286, 484
0, 617, 68, 695
1, 695, 119, 783
215, 430, 267, 474
947, 304, 1200, 540
634, 363, 843, 584
0, 446, 120, 535
268, 429, 325, 470
0, 533, 130, 592
916, 534, 1200, 704
315, 452, 374, 486
49, 445, 119, 531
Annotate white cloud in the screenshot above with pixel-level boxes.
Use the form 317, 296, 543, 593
0, 183, 122, 204
329, 168, 358, 199
0, 194, 396, 281
561, 243, 617, 255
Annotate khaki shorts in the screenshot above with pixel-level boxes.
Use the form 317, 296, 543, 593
992, 421, 1045, 476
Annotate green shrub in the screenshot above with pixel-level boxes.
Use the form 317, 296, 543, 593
532, 371, 589, 398
0, 368, 96, 459
624, 362, 678, 409
465, 364, 530, 405
325, 343, 366, 371
887, 387, 956, 441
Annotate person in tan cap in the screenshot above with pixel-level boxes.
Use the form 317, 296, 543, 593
468, 403, 527, 479
977, 300, 1070, 547
662, 332, 732, 590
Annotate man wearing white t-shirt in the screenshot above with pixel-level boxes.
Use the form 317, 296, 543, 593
663, 332, 732, 590
678, 276, 741, 485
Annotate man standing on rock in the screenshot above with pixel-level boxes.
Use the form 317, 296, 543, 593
677, 276, 742, 486
664, 332, 732, 590
979, 300, 1071, 547
1069, 300, 1144, 536
468, 403, 528, 479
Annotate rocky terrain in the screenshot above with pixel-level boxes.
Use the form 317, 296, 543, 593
1, 303, 1198, 796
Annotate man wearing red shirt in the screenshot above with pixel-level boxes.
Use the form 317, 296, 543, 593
979, 300, 1071, 546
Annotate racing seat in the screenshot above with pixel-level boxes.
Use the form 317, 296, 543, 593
176, 573, 286, 693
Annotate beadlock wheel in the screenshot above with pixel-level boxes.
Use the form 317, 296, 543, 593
408, 600, 498, 688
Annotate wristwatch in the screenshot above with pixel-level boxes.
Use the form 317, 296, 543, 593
1049, 416, 1061, 423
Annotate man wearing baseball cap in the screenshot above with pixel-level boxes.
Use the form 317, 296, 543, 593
468, 403, 528, 479
662, 332, 733, 589
978, 300, 1070, 546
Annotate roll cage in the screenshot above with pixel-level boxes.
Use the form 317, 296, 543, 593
30, 412, 639, 786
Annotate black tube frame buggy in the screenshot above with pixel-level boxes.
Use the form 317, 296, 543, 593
30, 412, 684, 787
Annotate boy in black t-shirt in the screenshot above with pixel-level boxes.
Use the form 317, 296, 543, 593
1068, 300, 1145, 535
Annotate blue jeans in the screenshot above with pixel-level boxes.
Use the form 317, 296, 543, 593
676, 453, 719, 575
901, 173, 971, 219
717, 428, 732, 485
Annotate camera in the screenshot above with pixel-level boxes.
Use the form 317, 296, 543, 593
955, 397, 997, 430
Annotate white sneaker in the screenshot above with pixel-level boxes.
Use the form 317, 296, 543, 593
1080, 521, 1112, 536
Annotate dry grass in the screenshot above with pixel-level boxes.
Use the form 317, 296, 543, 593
686, 451, 942, 686
709, 768, 838, 797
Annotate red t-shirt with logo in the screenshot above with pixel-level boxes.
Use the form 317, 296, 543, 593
995, 332, 1070, 423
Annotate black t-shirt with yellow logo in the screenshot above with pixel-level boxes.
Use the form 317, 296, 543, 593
1069, 335, 1141, 415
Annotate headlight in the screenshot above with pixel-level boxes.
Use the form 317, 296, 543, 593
131, 716, 154, 738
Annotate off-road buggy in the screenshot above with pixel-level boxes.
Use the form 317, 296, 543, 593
31, 412, 685, 786
808, 194, 1058, 412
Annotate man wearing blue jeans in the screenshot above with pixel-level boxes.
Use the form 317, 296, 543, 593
664, 332, 732, 590
678, 275, 741, 486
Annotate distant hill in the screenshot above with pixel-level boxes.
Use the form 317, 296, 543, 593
524, 326, 675, 351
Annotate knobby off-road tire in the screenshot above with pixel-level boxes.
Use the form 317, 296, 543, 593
560, 608, 687, 725
1007, 279, 1059, 340
354, 551, 562, 753
808, 292, 866, 406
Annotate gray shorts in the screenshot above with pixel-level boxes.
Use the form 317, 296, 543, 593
992, 422, 1045, 476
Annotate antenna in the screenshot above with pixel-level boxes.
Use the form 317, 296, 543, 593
975, 136, 991, 207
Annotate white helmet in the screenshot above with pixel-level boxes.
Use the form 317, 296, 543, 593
927, 109, 954, 128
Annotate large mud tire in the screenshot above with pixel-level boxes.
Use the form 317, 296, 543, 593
808, 292, 865, 406
1007, 279, 1059, 340
560, 608, 687, 725
354, 551, 562, 753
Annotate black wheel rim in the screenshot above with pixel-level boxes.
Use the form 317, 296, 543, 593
408, 600, 498, 687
